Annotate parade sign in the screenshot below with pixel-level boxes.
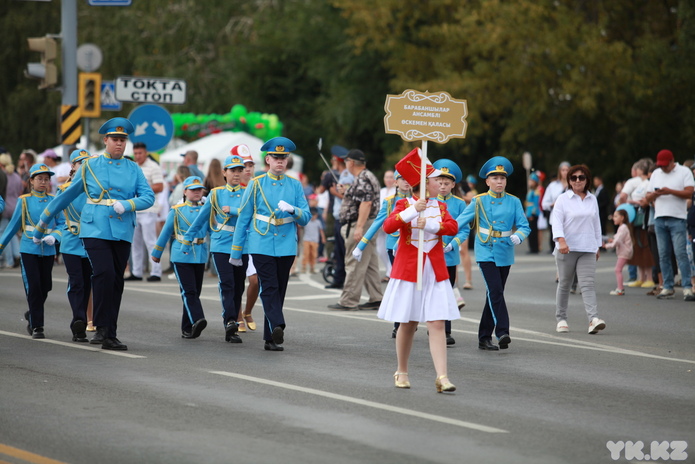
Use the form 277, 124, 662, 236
115, 76, 187, 104
384, 89, 468, 143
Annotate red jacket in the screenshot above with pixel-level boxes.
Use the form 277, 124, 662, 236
384, 198, 459, 283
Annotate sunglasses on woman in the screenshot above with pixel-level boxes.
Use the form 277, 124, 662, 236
570, 175, 587, 182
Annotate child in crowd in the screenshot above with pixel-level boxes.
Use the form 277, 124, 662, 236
302, 207, 325, 274
604, 208, 634, 296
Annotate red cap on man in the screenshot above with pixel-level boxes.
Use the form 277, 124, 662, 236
656, 149, 674, 167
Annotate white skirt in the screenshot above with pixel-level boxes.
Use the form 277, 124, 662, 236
377, 258, 460, 323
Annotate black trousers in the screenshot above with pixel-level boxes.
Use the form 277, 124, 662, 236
62, 253, 92, 328
83, 238, 130, 339
333, 221, 346, 285
478, 261, 511, 342
527, 216, 539, 253
252, 254, 294, 341
21, 253, 54, 330
173, 262, 205, 332
446, 265, 458, 335
212, 252, 248, 325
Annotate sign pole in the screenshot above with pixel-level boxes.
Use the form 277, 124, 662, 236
417, 140, 428, 290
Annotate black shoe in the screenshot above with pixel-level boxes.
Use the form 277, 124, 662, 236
264, 341, 284, 351
271, 326, 284, 345
124, 275, 142, 281
24, 311, 31, 335
478, 339, 499, 351
32, 327, 45, 339
327, 303, 357, 311
225, 321, 238, 342
498, 334, 511, 350
71, 320, 88, 343
89, 329, 106, 345
102, 337, 128, 351
190, 318, 207, 339
227, 333, 242, 343
446, 334, 455, 345
391, 328, 398, 339
146, 275, 161, 282
324, 283, 343, 289
357, 300, 381, 310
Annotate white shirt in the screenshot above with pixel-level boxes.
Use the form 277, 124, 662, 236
137, 158, 164, 214
380, 186, 396, 204
551, 190, 602, 254
622, 177, 649, 203
648, 163, 695, 220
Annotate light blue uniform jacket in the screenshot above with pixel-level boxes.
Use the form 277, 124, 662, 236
152, 201, 208, 264
357, 191, 411, 252
34, 154, 154, 243
438, 193, 468, 266
56, 182, 88, 258
454, 190, 530, 267
182, 184, 245, 255
0, 191, 63, 256
231, 172, 310, 259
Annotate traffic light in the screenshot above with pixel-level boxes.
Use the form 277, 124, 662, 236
26, 36, 58, 89
79, 72, 102, 118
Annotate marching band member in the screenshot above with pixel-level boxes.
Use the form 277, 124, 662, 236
230, 137, 311, 351
32, 118, 155, 351
0, 164, 63, 339
181, 149, 248, 343
57, 149, 93, 342
454, 156, 530, 351
152, 176, 209, 339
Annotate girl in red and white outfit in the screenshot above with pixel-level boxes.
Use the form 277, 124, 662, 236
378, 173, 460, 393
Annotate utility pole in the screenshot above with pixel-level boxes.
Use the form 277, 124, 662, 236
61, 0, 78, 158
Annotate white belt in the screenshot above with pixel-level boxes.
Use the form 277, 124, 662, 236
86, 198, 117, 206
216, 222, 235, 233
25, 225, 53, 234
478, 227, 512, 238
254, 214, 294, 226
176, 234, 205, 245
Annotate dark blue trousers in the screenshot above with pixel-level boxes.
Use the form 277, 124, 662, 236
20, 253, 54, 330
173, 262, 205, 332
333, 221, 346, 285
446, 265, 457, 335
62, 253, 92, 328
212, 252, 248, 325
252, 254, 293, 341
478, 261, 511, 342
83, 238, 130, 339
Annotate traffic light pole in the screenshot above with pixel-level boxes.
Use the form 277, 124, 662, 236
61, 0, 78, 158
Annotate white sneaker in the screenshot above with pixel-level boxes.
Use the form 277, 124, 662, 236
609, 288, 625, 296
684, 289, 695, 301
588, 317, 606, 334
556, 320, 569, 333
656, 288, 675, 299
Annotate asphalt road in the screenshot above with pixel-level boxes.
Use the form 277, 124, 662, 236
1, 249, 693, 464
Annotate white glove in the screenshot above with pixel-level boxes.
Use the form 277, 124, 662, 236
510, 234, 521, 246
277, 200, 295, 214
229, 257, 243, 267
200, 195, 207, 205
352, 247, 363, 262
443, 243, 453, 253
33, 236, 42, 244
42, 236, 56, 246
113, 201, 125, 214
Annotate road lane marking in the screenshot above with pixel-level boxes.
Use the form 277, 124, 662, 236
0, 443, 69, 464
0, 330, 146, 359
209, 370, 508, 434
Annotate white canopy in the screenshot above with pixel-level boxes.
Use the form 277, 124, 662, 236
158, 132, 265, 176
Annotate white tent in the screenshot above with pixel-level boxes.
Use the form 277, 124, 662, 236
158, 132, 265, 176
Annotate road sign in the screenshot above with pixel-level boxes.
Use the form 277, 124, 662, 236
128, 104, 174, 152
115, 76, 187, 105
88, 0, 133, 5
384, 89, 468, 143
76, 44, 103, 72
101, 81, 122, 111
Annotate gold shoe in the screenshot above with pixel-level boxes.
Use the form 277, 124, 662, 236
244, 314, 256, 331
237, 320, 247, 333
435, 375, 456, 393
86, 321, 96, 332
394, 372, 410, 389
